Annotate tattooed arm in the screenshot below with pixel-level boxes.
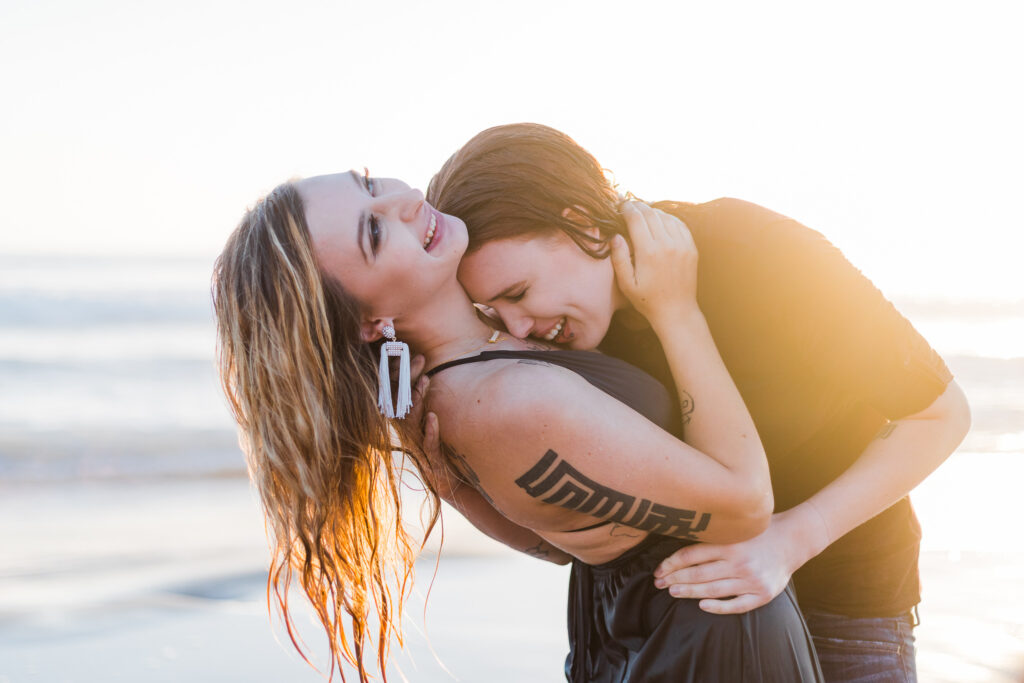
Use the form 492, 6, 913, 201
443, 481, 573, 564
439, 440, 572, 565
413, 398, 572, 565
436, 359, 772, 545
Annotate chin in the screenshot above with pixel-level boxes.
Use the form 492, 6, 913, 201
446, 219, 469, 256
567, 329, 599, 351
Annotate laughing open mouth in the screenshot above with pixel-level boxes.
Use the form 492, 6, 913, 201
541, 317, 566, 341
423, 213, 437, 249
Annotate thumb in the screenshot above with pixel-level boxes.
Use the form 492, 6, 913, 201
609, 234, 635, 288
424, 412, 440, 453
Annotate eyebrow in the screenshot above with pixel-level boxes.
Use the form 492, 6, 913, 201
486, 280, 526, 303
349, 170, 370, 263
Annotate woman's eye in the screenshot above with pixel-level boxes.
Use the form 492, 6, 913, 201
369, 215, 381, 252
507, 289, 527, 303
363, 168, 381, 253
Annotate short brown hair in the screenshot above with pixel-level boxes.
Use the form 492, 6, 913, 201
426, 123, 628, 258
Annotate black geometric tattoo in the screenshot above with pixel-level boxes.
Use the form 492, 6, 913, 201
679, 390, 695, 426
875, 422, 898, 439
515, 450, 712, 541
442, 443, 498, 507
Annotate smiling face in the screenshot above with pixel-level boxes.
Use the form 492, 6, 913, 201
457, 231, 627, 350
296, 171, 468, 338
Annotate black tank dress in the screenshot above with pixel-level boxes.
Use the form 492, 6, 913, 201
428, 349, 822, 682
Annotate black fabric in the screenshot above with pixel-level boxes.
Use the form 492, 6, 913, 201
428, 349, 680, 437
601, 198, 954, 617
566, 534, 823, 682
429, 347, 823, 681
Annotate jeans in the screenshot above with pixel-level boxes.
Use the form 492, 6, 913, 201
802, 608, 917, 683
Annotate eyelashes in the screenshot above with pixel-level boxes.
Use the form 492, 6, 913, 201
363, 167, 381, 253
363, 167, 375, 195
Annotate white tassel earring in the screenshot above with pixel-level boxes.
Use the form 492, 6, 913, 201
377, 324, 412, 419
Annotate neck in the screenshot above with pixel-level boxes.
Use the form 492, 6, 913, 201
611, 279, 649, 330
392, 278, 500, 369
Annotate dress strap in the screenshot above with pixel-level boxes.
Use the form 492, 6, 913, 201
426, 350, 559, 377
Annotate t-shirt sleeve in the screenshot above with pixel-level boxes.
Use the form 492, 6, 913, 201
725, 200, 953, 418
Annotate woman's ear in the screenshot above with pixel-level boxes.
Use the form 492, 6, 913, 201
561, 206, 601, 238
359, 318, 394, 342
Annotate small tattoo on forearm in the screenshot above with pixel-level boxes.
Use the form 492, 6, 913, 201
679, 391, 695, 426
523, 541, 551, 559
610, 523, 641, 538
876, 422, 898, 440
515, 449, 711, 541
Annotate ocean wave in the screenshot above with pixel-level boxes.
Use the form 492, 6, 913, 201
0, 290, 213, 328
0, 324, 215, 362
0, 428, 245, 484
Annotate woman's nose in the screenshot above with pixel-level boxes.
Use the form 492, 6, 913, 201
376, 187, 425, 223
501, 308, 535, 339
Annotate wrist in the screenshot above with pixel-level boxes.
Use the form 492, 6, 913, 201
775, 504, 833, 572
646, 303, 705, 337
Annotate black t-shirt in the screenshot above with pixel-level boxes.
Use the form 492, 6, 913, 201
599, 198, 953, 617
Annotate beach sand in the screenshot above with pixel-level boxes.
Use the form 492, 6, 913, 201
2, 454, 1023, 682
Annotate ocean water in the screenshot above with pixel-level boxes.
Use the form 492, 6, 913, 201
1, 254, 1021, 484
0, 254, 237, 483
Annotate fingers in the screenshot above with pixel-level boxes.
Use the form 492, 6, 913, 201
623, 201, 658, 241
635, 202, 673, 242
663, 579, 748, 600
413, 371, 430, 407
621, 202, 661, 253
609, 234, 636, 288
622, 201, 662, 244
624, 202, 695, 259
654, 559, 732, 588
403, 359, 430, 425
410, 352, 426, 380
699, 593, 769, 615
654, 543, 722, 578
408, 357, 430, 420
650, 207, 692, 246
424, 412, 440, 456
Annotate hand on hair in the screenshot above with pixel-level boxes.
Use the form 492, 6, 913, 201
610, 202, 698, 326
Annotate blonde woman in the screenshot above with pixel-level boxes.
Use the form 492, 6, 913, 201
212, 172, 822, 682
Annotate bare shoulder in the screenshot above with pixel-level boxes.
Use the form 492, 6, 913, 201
424, 355, 755, 541
429, 357, 588, 444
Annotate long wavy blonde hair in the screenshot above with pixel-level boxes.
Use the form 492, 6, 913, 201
212, 182, 439, 681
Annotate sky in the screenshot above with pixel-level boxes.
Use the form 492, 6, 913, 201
1, 0, 1022, 301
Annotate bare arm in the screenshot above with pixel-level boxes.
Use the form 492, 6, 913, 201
424, 412, 572, 565
435, 357, 770, 545
777, 380, 970, 572
610, 203, 773, 518
443, 481, 573, 564
656, 381, 969, 613
650, 204, 970, 613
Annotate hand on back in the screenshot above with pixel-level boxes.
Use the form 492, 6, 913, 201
404, 356, 460, 502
